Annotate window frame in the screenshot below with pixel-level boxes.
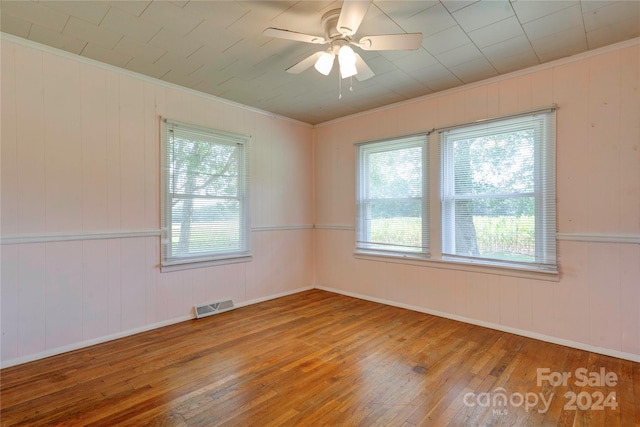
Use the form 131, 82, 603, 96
353, 107, 558, 279
355, 134, 430, 258
160, 118, 251, 272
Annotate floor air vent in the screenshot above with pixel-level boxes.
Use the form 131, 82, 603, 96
194, 299, 235, 319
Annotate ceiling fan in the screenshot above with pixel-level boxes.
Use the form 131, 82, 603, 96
263, 0, 423, 82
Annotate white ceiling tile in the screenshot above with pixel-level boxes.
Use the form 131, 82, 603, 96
0, 13, 32, 38
105, 1, 151, 17
268, 1, 326, 34
152, 51, 206, 75
100, 6, 161, 43
1, 1, 69, 32
63, 16, 122, 50
182, 1, 250, 27
522, 4, 584, 40
375, 1, 439, 21
124, 57, 171, 79
43, 1, 110, 25
81, 42, 132, 68
436, 43, 484, 68
170, 1, 189, 8
452, 0, 514, 32
140, 1, 204, 36
398, 3, 457, 37
583, 1, 640, 32
449, 56, 498, 83
586, 16, 640, 49
423, 26, 472, 55
149, 28, 203, 57
580, 1, 615, 13
468, 16, 525, 48
28, 24, 86, 55
113, 36, 165, 63
392, 50, 440, 73
511, 0, 578, 24
485, 48, 540, 74
530, 25, 588, 62
161, 69, 203, 88
186, 19, 243, 52
442, 1, 479, 13
481, 34, 536, 59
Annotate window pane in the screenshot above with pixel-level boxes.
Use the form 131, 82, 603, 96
171, 199, 240, 256
361, 199, 422, 252
452, 130, 534, 196
368, 146, 422, 199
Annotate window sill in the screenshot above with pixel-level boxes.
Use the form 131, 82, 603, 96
161, 254, 253, 273
353, 250, 559, 281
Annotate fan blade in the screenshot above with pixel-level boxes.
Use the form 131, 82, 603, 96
286, 52, 324, 74
358, 33, 423, 51
337, 0, 372, 36
263, 28, 326, 44
354, 53, 375, 81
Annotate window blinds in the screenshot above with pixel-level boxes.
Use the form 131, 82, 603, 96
161, 119, 250, 267
356, 134, 429, 256
440, 111, 556, 270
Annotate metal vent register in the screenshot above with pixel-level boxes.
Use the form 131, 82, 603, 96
194, 299, 235, 319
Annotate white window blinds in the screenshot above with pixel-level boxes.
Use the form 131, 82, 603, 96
161, 119, 250, 268
356, 134, 429, 256
440, 110, 556, 270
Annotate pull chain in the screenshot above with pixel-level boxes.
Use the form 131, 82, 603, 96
338, 71, 342, 99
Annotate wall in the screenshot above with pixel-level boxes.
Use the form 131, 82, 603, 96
0, 38, 314, 367
314, 41, 640, 361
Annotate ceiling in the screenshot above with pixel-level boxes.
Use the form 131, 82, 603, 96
1, 1, 639, 124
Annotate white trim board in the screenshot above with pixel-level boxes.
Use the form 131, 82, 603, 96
0, 285, 314, 369
315, 286, 640, 363
1, 230, 161, 245
556, 233, 640, 244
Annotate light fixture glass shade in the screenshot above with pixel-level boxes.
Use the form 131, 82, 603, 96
314, 52, 335, 75
338, 45, 357, 78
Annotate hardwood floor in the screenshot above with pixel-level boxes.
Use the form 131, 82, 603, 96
1, 289, 638, 426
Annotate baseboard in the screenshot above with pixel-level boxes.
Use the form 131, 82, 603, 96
0, 285, 314, 369
315, 285, 640, 363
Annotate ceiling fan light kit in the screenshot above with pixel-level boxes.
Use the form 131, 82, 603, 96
263, 0, 423, 98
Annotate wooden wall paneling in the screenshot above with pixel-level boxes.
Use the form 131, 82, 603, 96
486, 82, 500, 118
516, 74, 532, 110
529, 279, 555, 337
619, 244, 640, 355
45, 242, 83, 349
42, 53, 82, 232
530, 68, 553, 108
107, 239, 122, 334
587, 51, 622, 233
1, 42, 18, 235
118, 76, 146, 230
553, 60, 590, 233
17, 244, 46, 356
618, 46, 640, 234
105, 71, 121, 230
553, 241, 590, 344
463, 85, 488, 121
421, 267, 450, 313
143, 83, 160, 230
80, 64, 108, 232
498, 275, 520, 328
440, 268, 466, 317
498, 77, 519, 114
244, 231, 266, 301
1, 246, 19, 360
145, 236, 158, 325
120, 237, 147, 331
587, 243, 623, 350
515, 278, 533, 331
223, 262, 247, 305
81, 240, 109, 341
465, 272, 500, 324
15, 45, 46, 234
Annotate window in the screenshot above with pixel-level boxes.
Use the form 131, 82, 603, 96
440, 111, 556, 270
355, 135, 429, 257
161, 119, 250, 270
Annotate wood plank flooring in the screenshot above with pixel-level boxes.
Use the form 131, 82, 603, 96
1, 289, 638, 426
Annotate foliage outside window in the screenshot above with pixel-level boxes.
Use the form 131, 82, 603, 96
355, 135, 429, 256
440, 111, 556, 271
161, 119, 250, 270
